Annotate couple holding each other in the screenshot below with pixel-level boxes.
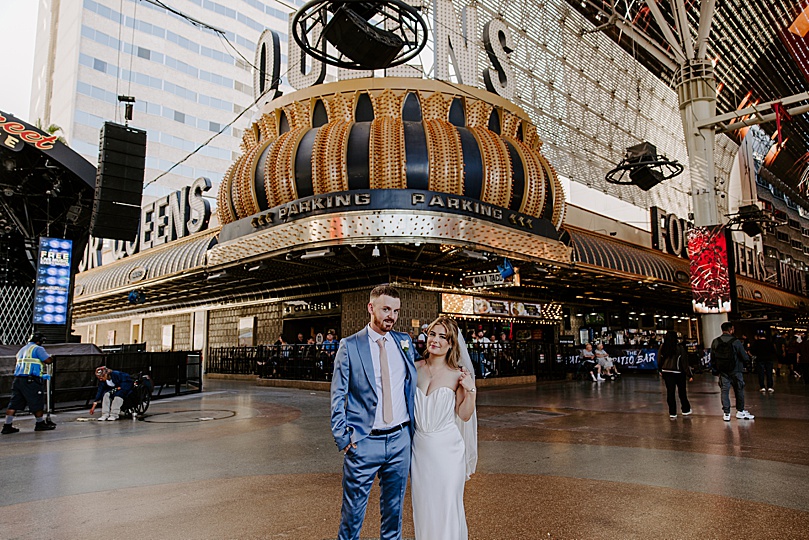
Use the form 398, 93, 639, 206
330, 285, 478, 540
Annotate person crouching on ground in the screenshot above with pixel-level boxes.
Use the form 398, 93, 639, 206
89, 367, 134, 421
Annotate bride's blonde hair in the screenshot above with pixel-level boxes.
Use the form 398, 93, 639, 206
425, 316, 461, 370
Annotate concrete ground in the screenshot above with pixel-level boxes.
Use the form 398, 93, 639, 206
1, 372, 808, 539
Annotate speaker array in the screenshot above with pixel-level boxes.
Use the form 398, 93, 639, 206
89, 122, 146, 241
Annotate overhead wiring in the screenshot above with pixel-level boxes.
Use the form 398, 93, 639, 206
144, 64, 293, 188
141, 0, 279, 71
133, 0, 300, 187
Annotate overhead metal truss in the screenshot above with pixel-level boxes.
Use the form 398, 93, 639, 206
566, 0, 809, 196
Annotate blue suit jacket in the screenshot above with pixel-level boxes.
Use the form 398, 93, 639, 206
330, 327, 417, 450
94, 370, 134, 402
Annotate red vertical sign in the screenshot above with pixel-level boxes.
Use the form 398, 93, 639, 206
687, 226, 733, 314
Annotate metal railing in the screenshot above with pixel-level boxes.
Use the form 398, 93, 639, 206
207, 342, 568, 381
1, 350, 203, 411
207, 344, 337, 381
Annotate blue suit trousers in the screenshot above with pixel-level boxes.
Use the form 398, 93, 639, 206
338, 428, 411, 540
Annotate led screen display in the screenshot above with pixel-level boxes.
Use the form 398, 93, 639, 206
687, 226, 733, 314
33, 237, 73, 325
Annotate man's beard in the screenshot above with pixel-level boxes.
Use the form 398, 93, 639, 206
374, 314, 396, 332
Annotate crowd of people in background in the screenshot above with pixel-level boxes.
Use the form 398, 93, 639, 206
267, 323, 809, 389
736, 329, 808, 386
270, 330, 342, 360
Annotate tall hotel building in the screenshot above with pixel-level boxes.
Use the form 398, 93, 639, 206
29, 0, 299, 199
29, 0, 730, 224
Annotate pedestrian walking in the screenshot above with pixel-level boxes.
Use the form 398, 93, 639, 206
658, 331, 692, 418
749, 331, 776, 393
3, 333, 57, 434
711, 322, 754, 421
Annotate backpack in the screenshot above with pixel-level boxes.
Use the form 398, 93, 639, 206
713, 337, 737, 373
660, 349, 682, 372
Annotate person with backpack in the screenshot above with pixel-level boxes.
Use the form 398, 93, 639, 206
711, 322, 754, 421
658, 331, 692, 419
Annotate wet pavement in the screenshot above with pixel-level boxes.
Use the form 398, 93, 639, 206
1, 373, 808, 539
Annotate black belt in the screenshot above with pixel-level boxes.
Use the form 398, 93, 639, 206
370, 421, 410, 436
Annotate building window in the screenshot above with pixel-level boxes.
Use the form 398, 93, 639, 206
764, 246, 779, 259
234, 80, 252, 95
174, 110, 185, 123
776, 231, 789, 243
789, 219, 800, 230
804, 246, 809, 256
802, 227, 809, 237
93, 58, 107, 72
209, 121, 220, 132
774, 210, 788, 221
137, 46, 151, 60
755, 174, 769, 187
791, 240, 802, 250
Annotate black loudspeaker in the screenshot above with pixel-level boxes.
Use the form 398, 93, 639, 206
629, 166, 664, 191
741, 221, 763, 238
625, 142, 657, 162
90, 122, 146, 240
625, 142, 664, 191
737, 204, 763, 237
323, 5, 404, 69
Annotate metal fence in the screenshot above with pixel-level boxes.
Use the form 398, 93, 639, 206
207, 344, 336, 381
1, 350, 203, 411
207, 342, 568, 381
98, 351, 203, 398
0, 285, 33, 345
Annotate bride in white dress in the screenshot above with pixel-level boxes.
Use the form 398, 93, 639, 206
411, 316, 478, 540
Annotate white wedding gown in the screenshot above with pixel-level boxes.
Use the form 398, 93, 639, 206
411, 386, 468, 539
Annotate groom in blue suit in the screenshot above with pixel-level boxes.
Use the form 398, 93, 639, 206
331, 284, 417, 540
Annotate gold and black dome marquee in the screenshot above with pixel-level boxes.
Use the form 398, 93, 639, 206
217, 78, 566, 231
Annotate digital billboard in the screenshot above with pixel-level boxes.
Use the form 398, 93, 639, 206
33, 237, 73, 325
687, 226, 733, 314
441, 293, 562, 320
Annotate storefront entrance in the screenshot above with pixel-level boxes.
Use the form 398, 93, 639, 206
282, 317, 341, 344
280, 298, 341, 345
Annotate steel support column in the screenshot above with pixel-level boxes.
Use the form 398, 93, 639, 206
675, 59, 725, 342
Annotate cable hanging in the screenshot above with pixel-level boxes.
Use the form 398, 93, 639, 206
137, 0, 299, 187
144, 63, 293, 188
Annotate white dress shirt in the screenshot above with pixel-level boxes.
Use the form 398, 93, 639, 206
367, 325, 410, 429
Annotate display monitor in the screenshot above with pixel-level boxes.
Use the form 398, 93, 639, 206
33, 237, 73, 325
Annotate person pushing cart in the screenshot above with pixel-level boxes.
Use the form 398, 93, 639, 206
2, 332, 57, 434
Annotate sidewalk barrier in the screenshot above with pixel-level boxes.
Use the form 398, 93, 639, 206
0, 349, 202, 411
207, 342, 567, 381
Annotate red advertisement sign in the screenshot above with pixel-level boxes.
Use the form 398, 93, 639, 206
687, 226, 733, 314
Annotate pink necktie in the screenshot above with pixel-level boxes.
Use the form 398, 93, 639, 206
377, 337, 393, 424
